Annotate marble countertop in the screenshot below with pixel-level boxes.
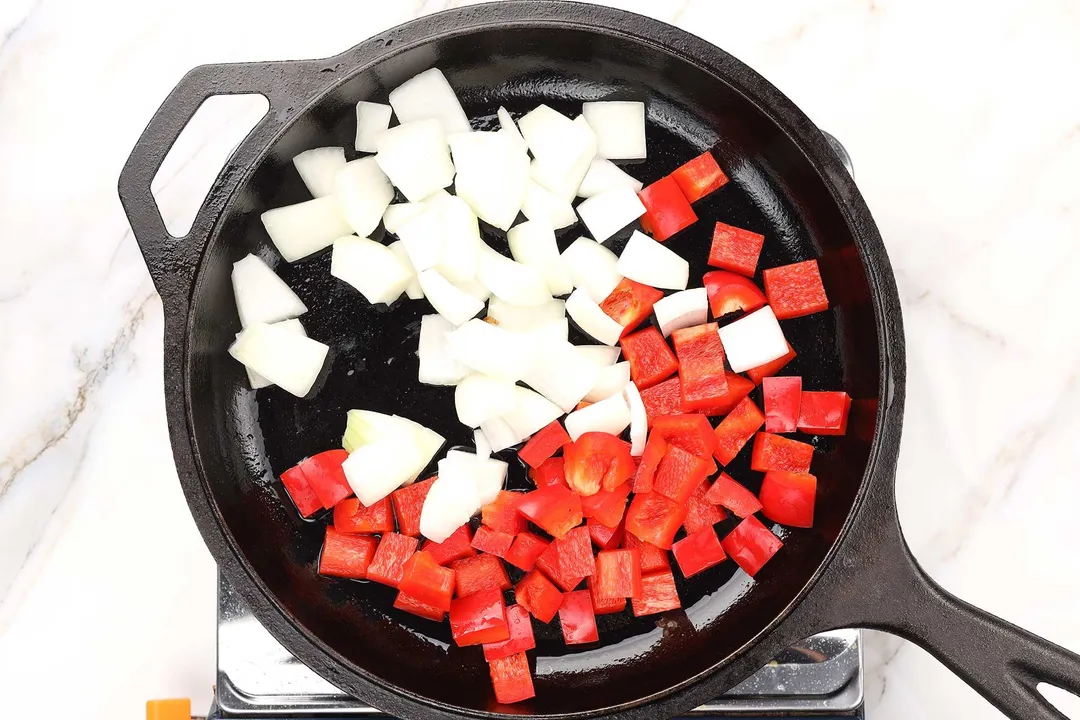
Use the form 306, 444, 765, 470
2, 0, 1080, 718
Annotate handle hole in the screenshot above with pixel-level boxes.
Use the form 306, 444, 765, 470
1040, 683, 1080, 719
151, 94, 269, 238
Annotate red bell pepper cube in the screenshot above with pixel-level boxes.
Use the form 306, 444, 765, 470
366, 532, 419, 588
672, 323, 729, 412
280, 465, 323, 518
482, 491, 528, 535
632, 430, 668, 493
515, 569, 564, 623
639, 376, 683, 422
559, 590, 600, 644
518, 420, 571, 469
631, 570, 682, 616
650, 414, 717, 460
588, 575, 628, 615
504, 532, 550, 572
588, 517, 625, 550
483, 604, 536, 662
751, 432, 814, 473
391, 476, 435, 537
563, 431, 635, 496
671, 151, 728, 203
625, 492, 687, 550
699, 372, 755, 416
399, 550, 455, 611
296, 449, 353, 509
600, 278, 665, 337
763, 376, 802, 433
517, 484, 584, 539
450, 586, 509, 647
556, 526, 597, 580
704, 270, 766, 318
708, 222, 765, 278
422, 524, 476, 565
672, 527, 727, 578
593, 549, 643, 599
713, 396, 765, 465
721, 516, 783, 577
535, 539, 587, 592
654, 444, 713, 505
683, 479, 726, 534
472, 525, 516, 558
623, 532, 671, 573
797, 391, 851, 435
488, 651, 535, 704
580, 481, 631, 528
705, 473, 763, 518
760, 471, 817, 528
638, 175, 698, 241
763, 259, 829, 320
746, 341, 796, 385
393, 589, 445, 621
531, 457, 567, 489
318, 526, 378, 580
620, 327, 679, 390
333, 496, 394, 534
452, 553, 512, 596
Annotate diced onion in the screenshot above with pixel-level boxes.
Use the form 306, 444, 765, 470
389, 68, 471, 136
430, 194, 481, 283
419, 458, 482, 542
522, 181, 577, 230
584, 361, 631, 402
260, 196, 352, 263
388, 241, 424, 300
520, 106, 596, 200
455, 279, 491, 302
486, 298, 566, 332
446, 319, 537, 381
564, 391, 631, 440
344, 439, 429, 507
417, 269, 484, 326
395, 206, 444, 272
446, 449, 507, 505
455, 373, 518, 427
576, 185, 646, 243
616, 230, 689, 290
654, 288, 708, 337
418, 314, 469, 386
375, 119, 455, 203
229, 322, 329, 398
474, 428, 492, 459
231, 254, 308, 328
624, 381, 648, 456
574, 345, 622, 369
502, 386, 563, 440
341, 410, 445, 460
451, 130, 530, 231
520, 340, 600, 412
480, 417, 527, 453
477, 247, 554, 307
497, 106, 528, 154
565, 288, 624, 346
507, 220, 574, 297
577, 158, 643, 198
523, 318, 569, 345
717, 306, 789, 373
560, 237, 623, 303
383, 203, 426, 234
334, 157, 395, 238
293, 147, 346, 198
246, 318, 305, 389
330, 236, 411, 305
355, 101, 393, 153
581, 101, 647, 160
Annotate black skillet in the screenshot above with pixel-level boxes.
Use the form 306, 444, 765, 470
118, 3, 1080, 718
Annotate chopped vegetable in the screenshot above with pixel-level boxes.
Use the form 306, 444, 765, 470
228, 322, 329, 398
522, 180, 578, 230
374, 119, 455, 203
354, 101, 392, 153
521, 340, 601, 413
653, 444, 713, 504
478, 248, 554, 308
417, 459, 481, 543
556, 526, 597, 580
616, 230, 690, 290
343, 438, 437, 508
294, 147, 346, 198
331, 235, 412, 306
672, 527, 727, 578
395, 207, 444, 272
763, 259, 829, 320
418, 314, 468, 386
280, 463, 323, 518
260, 196, 352, 262
650, 414, 717, 460
482, 491, 527, 535
593, 549, 643, 598
582, 101, 646, 160
388, 68, 470, 135
334, 496, 394, 534
751, 432, 815, 473
452, 130, 530, 231
708, 222, 764, 277
623, 533, 671, 574
488, 652, 535, 704
472, 525, 516, 557
421, 524, 476, 566
285, 450, 351, 510
497, 106, 528, 154
384, 203, 427, 235
721, 516, 783, 577
454, 373, 517, 427
453, 553, 512, 596
702, 372, 755, 416
508, 219, 575, 296
631, 570, 681, 616
483, 605, 536, 662
671, 151, 728, 203
746, 341, 797, 385
624, 381, 648, 456
559, 590, 600, 644
763, 376, 802, 433
600, 278, 664, 337
588, 517, 625, 551
450, 586, 510, 646
584, 362, 631, 403
672, 323, 729, 412
231, 254, 308, 328
515, 570, 564, 623
580, 482, 631, 528
387, 241, 424, 300
620, 326, 678, 389
505, 532, 550, 572
760, 471, 817, 528
703, 270, 766, 318
399, 551, 455, 611
566, 288, 625, 346
564, 392, 632, 440
577, 158, 643, 198
638, 376, 683, 422
446, 319, 537, 382
712, 396, 766, 465
625, 492, 687, 550
318, 526, 378, 579
531, 457, 567, 489
430, 194, 483, 284
502, 386, 564, 440
632, 430, 667, 493
366, 533, 419, 588
518, 420, 571, 469
335, 157, 395, 237
704, 473, 763, 518
561, 237, 623, 303
717, 306, 789, 374
519, 105, 596, 199
341, 410, 446, 457
797, 391, 851, 435
516, 485, 583, 539
588, 575, 628, 615
683, 480, 726, 534
244, 319, 307, 390
653, 288, 708, 338
638, 175, 698, 241
393, 589, 446, 621
576, 185, 646, 243
535, 541, 587, 592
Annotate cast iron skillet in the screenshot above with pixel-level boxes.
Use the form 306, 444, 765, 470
118, 3, 1080, 718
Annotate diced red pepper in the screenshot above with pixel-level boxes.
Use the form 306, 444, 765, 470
515, 570, 564, 623
593, 549, 643, 599
797, 391, 851, 435
713, 396, 765, 465
672, 527, 727, 578
763, 259, 829, 320
625, 492, 687, 550
517, 484, 584, 539
366, 533, 419, 588
630, 570, 682, 616
746, 342, 796, 385
580, 481, 631, 528
621, 327, 679, 390
504, 532, 550, 572
671, 151, 729, 203
588, 575, 628, 615
654, 444, 714, 504
391, 477, 435, 537
623, 533, 670, 573
450, 586, 509, 646
483, 604, 536, 662
518, 420, 572, 469
699, 372, 755, 416
684, 479, 726, 533
650, 414, 717, 460
708, 222, 765, 278
751, 432, 814, 473
422, 524, 476, 566
600, 278, 665, 337
563, 431, 635, 496
672, 323, 729, 412
333, 496, 394, 534
280, 465, 323, 518
453, 553, 512, 597
721, 516, 783, 577
638, 175, 698, 241
557, 526, 597, 580
482, 491, 528, 535
296, 449, 353, 509
559, 590, 600, 644
588, 517, 624, 550
531, 457, 567, 489
488, 651, 535, 705
535, 540, 586, 592
705, 473, 763, 518
704, 270, 766, 318
318, 526, 378, 580
472, 525, 516, 558
632, 430, 668, 493
760, 471, 817, 528
639, 376, 683, 422
763, 376, 802, 433
393, 589, 446, 621
399, 551, 455, 611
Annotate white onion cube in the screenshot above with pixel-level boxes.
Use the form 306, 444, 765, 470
395, 206, 444, 272
581, 101, 647, 160
418, 314, 468, 386
330, 236, 411, 305
576, 185, 646, 243
260, 196, 352, 263
474, 428, 492, 459
575, 345, 622, 368
375, 120, 455, 202
432, 194, 481, 283
522, 181, 577, 230
455, 374, 518, 427
388, 240, 424, 300
447, 319, 537, 382
389, 68, 471, 136
383, 203, 426, 235
584, 361, 631, 402
616, 230, 689, 290
477, 248, 554, 307
577, 158, 643, 198
450, 130, 530, 231
231, 254, 307, 328
480, 417, 527, 453
355, 101, 393, 153
334, 157, 395, 237
624, 381, 648, 456
521, 340, 600, 413
419, 459, 481, 543
497, 106, 528, 154
417, 269, 484, 326
229, 322, 329, 398
245, 318, 306, 389
560, 237, 623, 303
564, 391, 631, 440
502, 386, 563, 440
507, 220, 574, 297
486, 298, 566, 332
654, 288, 708, 337
565, 288, 624, 346
718, 306, 789, 373
293, 147, 346, 198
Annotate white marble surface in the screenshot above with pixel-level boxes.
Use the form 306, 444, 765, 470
1, 0, 1080, 718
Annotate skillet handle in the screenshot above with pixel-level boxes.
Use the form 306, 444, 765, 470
118, 60, 327, 311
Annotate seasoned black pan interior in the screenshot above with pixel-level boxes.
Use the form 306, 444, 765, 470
186, 23, 881, 715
